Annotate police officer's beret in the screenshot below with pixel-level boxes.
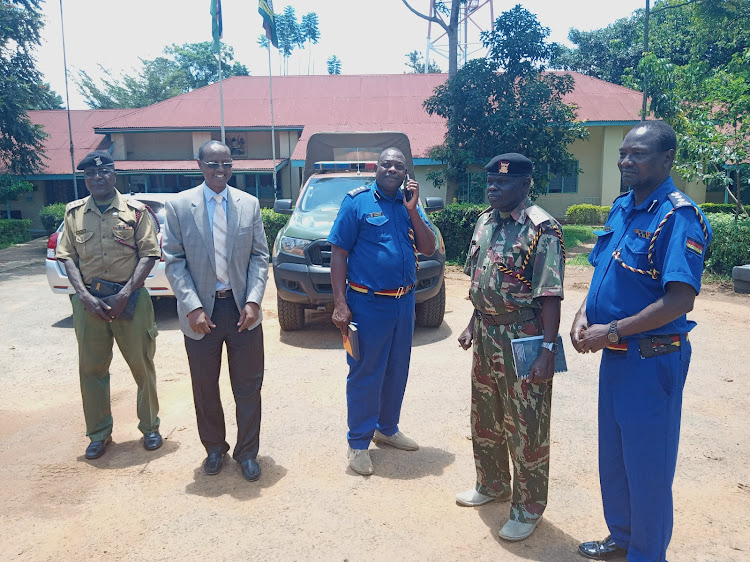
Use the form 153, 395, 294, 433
76, 151, 115, 170
485, 153, 533, 176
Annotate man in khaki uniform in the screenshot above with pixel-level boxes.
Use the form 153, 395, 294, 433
56, 151, 163, 460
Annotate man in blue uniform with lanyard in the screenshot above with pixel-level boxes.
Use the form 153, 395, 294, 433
328, 147, 437, 476
571, 121, 712, 561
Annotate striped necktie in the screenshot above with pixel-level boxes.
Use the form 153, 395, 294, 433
212, 194, 230, 285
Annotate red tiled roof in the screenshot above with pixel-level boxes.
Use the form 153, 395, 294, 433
29, 72, 643, 173
114, 159, 284, 173
28, 109, 135, 176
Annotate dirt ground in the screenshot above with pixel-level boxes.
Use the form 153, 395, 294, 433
1, 239, 749, 562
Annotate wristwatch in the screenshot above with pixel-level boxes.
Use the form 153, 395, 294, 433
541, 341, 558, 354
607, 320, 621, 344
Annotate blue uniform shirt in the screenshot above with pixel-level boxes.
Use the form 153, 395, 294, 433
328, 182, 434, 291
586, 176, 712, 337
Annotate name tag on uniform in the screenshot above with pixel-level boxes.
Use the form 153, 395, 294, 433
112, 212, 119, 217
369, 212, 383, 218
113, 224, 133, 231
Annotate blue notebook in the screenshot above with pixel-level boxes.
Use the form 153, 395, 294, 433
510, 334, 567, 380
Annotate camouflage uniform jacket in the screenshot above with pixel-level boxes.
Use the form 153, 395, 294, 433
464, 197, 565, 314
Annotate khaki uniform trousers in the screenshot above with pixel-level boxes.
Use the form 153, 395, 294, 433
71, 289, 160, 442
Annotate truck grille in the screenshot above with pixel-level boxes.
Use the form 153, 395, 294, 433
307, 240, 332, 267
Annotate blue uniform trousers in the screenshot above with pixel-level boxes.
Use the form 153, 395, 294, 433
598, 335, 691, 562
345, 288, 415, 449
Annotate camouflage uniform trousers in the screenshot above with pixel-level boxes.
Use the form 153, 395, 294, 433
471, 311, 552, 523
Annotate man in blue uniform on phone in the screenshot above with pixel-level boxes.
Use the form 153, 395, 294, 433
328, 147, 436, 476
571, 121, 712, 561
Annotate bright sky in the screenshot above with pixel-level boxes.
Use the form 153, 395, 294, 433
35, 0, 647, 109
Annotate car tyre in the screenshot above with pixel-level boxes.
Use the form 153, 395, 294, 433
277, 295, 305, 331
415, 281, 445, 328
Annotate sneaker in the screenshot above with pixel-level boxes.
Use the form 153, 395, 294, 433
372, 430, 419, 451
347, 446, 373, 475
455, 488, 511, 506
498, 517, 542, 541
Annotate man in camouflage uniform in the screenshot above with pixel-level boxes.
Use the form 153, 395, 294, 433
56, 151, 163, 460
456, 153, 565, 542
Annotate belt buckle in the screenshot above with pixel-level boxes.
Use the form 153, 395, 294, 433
395, 286, 405, 299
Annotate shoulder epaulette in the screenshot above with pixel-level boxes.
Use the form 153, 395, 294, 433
478, 206, 493, 216
347, 185, 369, 197
667, 191, 694, 209
125, 197, 146, 211
65, 199, 86, 211
525, 205, 553, 227
612, 192, 629, 204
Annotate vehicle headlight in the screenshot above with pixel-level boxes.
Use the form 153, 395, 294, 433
278, 236, 311, 257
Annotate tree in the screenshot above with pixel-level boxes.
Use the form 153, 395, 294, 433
301, 12, 320, 74
327, 55, 342, 75
401, 0, 462, 78
275, 6, 303, 75
0, 175, 33, 218
27, 82, 64, 110
164, 42, 248, 91
551, 0, 750, 86
0, 0, 49, 175
423, 5, 588, 202
75, 42, 249, 109
405, 50, 442, 73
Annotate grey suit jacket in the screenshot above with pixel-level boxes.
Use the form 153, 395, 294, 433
163, 184, 269, 340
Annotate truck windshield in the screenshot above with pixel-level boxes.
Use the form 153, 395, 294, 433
299, 177, 376, 212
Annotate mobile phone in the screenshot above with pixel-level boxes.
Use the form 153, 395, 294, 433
403, 174, 412, 202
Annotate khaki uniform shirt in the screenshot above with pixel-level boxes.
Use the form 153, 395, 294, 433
464, 197, 565, 315
56, 190, 161, 285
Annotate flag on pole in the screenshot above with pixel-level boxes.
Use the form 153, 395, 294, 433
210, 0, 222, 54
258, 0, 278, 48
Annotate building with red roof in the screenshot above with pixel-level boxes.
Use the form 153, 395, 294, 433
16, 72, 709, 231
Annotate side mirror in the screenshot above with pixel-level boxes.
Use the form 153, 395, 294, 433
424, 197, 444, 213
274, 199, 293, 215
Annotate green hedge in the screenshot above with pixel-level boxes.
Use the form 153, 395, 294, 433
562, 225, 595, 249
0, 219, 32, 246
699, 203, 741, 215
704, 213, 750, 275
565, 204, 611, 225
260, 208, 289, 249
429, 203, 485, 262
39, 203, 67, 235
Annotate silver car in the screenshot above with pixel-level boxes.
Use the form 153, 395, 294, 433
46, 192, 176, 297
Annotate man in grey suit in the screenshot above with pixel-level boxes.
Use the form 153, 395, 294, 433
163, 140, 269, 481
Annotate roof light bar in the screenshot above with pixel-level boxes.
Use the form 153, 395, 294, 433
313, 161, 377, 172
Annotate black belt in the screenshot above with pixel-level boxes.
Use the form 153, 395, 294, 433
477, 308, 538, 326
216, 289, 233, 299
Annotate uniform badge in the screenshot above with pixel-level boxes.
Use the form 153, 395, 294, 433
634, 229, 653, 239
75, 229, 87, 235
686, 236, 704, 256
499, 161, 510, 174
603, 226, 612, 232
369, 212, 383, 218
112, 212, 118, 217
94, 155, 103, 166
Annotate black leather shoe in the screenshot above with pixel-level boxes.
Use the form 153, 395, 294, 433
578, 536, 627, 560
240, 458, 261, 482
204, 452, 225, 475
85, 436, 112, 460
143, 431, 163, 451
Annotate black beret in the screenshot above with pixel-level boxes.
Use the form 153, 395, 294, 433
77, 151, 115, 170
485, 153, 533, 176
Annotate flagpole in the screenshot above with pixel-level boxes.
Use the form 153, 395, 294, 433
267, 44, 278, 199
59, 0, 78, 199
217, 49, 226, 144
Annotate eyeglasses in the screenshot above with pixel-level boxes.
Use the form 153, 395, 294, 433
201, 160, 233, 169
84, 168, 114, 178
